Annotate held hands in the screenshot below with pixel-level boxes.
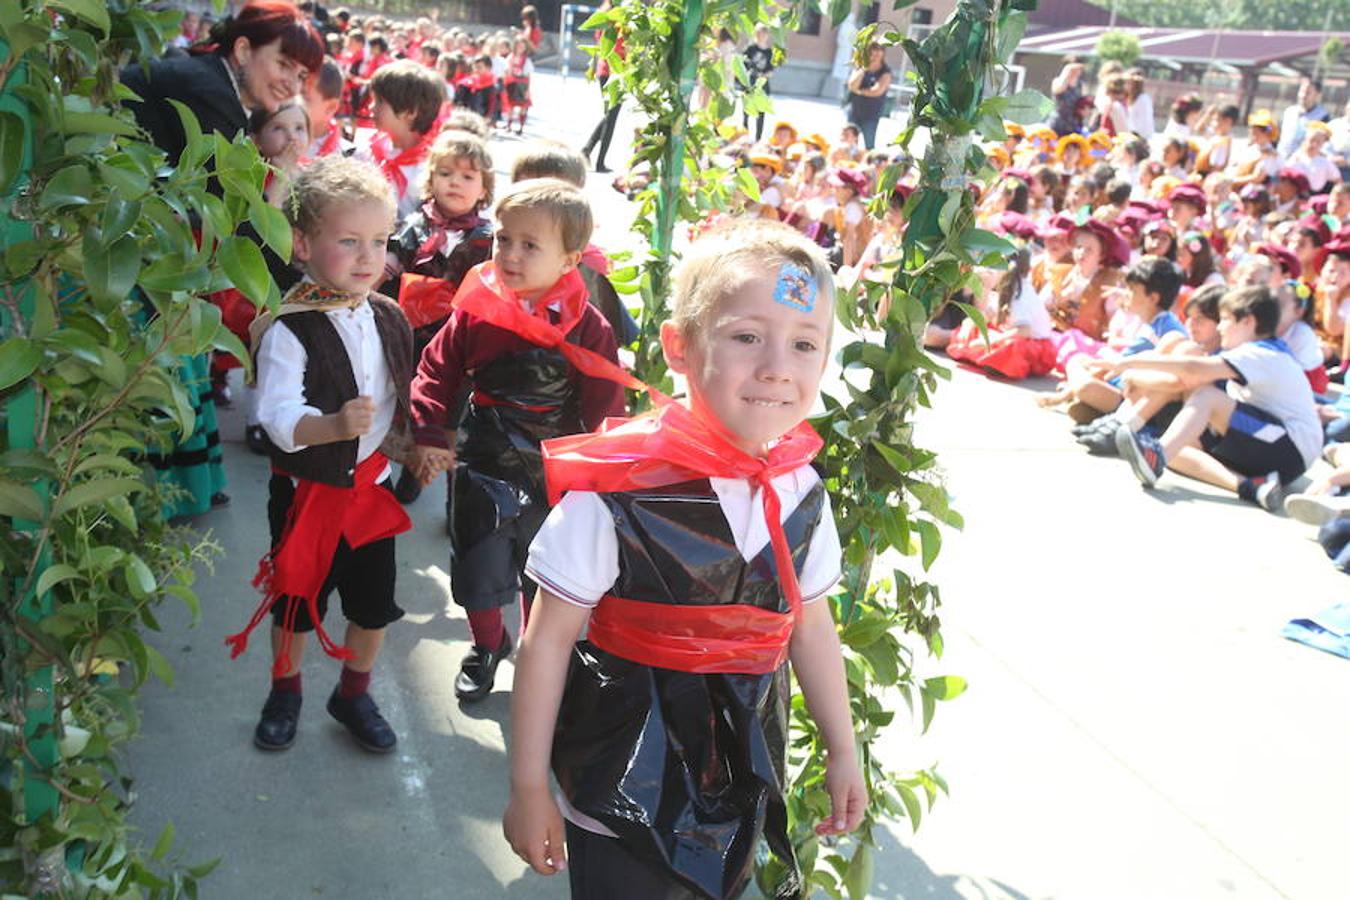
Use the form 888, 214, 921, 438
336, 396, 376, 440
815, 751, 867, 837
410, 445, 454, 486
503, 784, 568, 875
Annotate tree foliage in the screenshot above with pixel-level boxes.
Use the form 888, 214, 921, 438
1089, 0, 1349, 31
1096, 30, 1141, 67
0, 1, 283, 895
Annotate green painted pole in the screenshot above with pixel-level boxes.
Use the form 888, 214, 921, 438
651, 0, 704, 260
0, 38, 59, 828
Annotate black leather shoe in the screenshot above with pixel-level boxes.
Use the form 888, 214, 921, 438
245, 425, 269, 456
393, 466, 422, 504
326, 689, 397, 753
253, 690, 301, 751
455, 630, 513, 703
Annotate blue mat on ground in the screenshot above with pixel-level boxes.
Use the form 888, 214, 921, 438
1282, 602, 1350, 660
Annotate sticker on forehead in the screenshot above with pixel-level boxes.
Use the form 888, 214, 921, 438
773, 262, 817, 313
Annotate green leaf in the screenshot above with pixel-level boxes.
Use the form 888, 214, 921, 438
0, 479, 45, 521
51, 477, 145, 518
915, 518, 941, 570
124, 555, 156, 600
999, 89, 1053, 124
994, 11, 1028, 65
100, 198, 142, 243
897, 782, 923, 829
0, 337, 43, 390
62, 111, 136, 136
167, 100, 205, 170
151, 821, 175, 860
83, 235, 141, 305
39, 164, 94, 209
49, 0, 110, 32
0, 110, 26, 197
736, 166, 761, 203
924, 675, 967, 701
35, 564, 81, 598
250, 200, 292, 261
218, 235, 272, 309
843, 841, 873, 900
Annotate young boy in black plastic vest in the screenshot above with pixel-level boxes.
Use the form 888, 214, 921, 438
410, 179, 635, 703
227, 155, 416, 754
504, 220, 865, 899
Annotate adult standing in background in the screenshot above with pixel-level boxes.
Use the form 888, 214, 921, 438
121, 0, 324, 517
1048, 56, 1085, 136
1124, 68, 1154, 139
1278, 77, 1331, 160
845, 43, 891, 151
740, 23, 776, 142
580, 0, 622, 173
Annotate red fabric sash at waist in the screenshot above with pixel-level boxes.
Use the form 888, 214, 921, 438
588, 594, 793, 675
471, 390, 556, 414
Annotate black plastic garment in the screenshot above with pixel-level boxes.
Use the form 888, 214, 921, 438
552, 478, 826, 900
448, 347, 585, 610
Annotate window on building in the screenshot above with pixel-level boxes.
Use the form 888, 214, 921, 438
797, 6, 821, 35
911, 8, 933, 25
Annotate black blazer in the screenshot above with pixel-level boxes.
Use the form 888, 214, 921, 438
121, 53, 247, 166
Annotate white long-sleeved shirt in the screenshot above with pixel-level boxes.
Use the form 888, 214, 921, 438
255, 299, 396, 475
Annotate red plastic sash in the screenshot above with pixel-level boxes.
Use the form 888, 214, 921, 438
588, 594, 794, 674
542, 402, 823, 617
451, 262, 657, 400
226, 452, 412, 676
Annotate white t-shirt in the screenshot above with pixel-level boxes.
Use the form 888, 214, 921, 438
1008, 276, 1055, 339
525, 464, 843, 610
1280, 320, 1323, 371
1289, 152, 1340, 193
1220, 339, 1322, 467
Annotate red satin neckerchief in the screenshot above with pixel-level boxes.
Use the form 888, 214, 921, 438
369, 130, 434, 197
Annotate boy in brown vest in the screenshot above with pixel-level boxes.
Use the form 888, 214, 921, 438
227, 156, 417, 754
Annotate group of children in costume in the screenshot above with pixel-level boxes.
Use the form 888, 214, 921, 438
199, 6, 865, 894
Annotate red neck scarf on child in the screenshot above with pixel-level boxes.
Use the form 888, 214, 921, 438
315, 120, 343, 157
541, 403, 823, 673
452, 262, 655, 398
226, 452, 412, 677
414, 201, 486, 267
369, 129, 434, 197
579, 242, 612, 275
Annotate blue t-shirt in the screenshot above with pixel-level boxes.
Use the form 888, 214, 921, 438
1122, 310, 1187, 357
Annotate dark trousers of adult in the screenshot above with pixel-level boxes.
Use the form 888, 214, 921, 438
1319, 517, 1350, 573
582, 75, 621, 171
741, 84, 769, 141
855, 114, 881, 152
564, 822, 705, 900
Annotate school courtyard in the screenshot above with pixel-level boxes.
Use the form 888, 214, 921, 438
126, 71, 1349, 899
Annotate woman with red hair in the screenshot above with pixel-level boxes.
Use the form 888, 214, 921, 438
123, 1, 324, 167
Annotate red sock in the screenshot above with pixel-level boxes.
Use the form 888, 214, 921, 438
467, 608, 505, 650
272, 671, 302, 695
338, 666, 371, 700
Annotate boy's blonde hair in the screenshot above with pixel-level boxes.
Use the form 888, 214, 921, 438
511, 140, 587, 188
443, 108, 490, 138
423, 129, 495, 207
671, 220, 835, 339
494, 178, 593, 254
286, 155, 396, 234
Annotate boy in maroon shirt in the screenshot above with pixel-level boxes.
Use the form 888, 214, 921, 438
410, 179, 628, 701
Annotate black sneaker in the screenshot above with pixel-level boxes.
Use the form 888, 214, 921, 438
326, 689, 397, 753
210, 491, 231, 508
1253, 472, 1285, 513
246, 425, 269, 456
1115, 425, 1165, 488
1077, 426, 1120, 456
454, 630, 513, 703
1071, 415, 1110, 437
254, 690, 302, 751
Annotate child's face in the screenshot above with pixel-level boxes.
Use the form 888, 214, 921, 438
663, 264, 832, 457
1170, 203, 1197, 230
371, 94, 414, 138
1321, 256, 1350, 295
1067, 182, 1092, 210
1123, 281, 1155, 315
1287, 232, 1317, 265
293, 199, 395, 294
430, 156, 486, 218
1217, 311, 1257, 350
1186, 310, 1218, 347
1071, 231, 1102, 269
253, 105, 309, 159
494, 207, 581, 301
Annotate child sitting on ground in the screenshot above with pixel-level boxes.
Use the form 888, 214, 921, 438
229, 156, 415, 754
409, 179, 632, 702
946, 246, 1057, 380
1109, 285, 1322, 511
359, 59, 446, 221
503, 219, 864, 899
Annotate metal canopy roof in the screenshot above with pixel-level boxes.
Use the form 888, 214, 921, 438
1017, 27, 1347, 68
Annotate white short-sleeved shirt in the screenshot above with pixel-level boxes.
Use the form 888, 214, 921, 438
525, 464, 842, 610
1008, 276, 1055, 339
1220, 339, 1321, 467
1281, 320, 1323, 372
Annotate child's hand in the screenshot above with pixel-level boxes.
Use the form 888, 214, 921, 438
413, 446, 454, 485
815, 752, 867, 836
503, 784, 568, 875
336, 396, 376, 439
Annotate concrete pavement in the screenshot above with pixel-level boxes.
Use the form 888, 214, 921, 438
125, 72, 1350, 899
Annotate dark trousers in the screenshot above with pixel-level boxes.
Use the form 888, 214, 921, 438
564, 822, 703, 900
583, 75, 621, 168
